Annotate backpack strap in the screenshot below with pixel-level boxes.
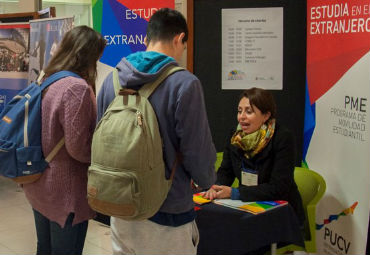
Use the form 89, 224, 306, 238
36, 70, 45, 85
39, 71, 81, 91
45, 137, 65, 163
139, 65, 185, 98
140, 65, 184, 180
112, 68, 122, 96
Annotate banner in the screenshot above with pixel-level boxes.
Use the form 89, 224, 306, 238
92, 0, 175, 68
28, 17, 74, 83
305, 1, 370, 254
0, 23, 30, 113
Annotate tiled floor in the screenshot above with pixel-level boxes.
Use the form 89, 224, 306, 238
0, 176, 112, 254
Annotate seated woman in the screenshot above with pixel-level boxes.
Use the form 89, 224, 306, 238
204, 87, 304, 225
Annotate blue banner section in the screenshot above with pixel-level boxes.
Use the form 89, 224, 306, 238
0, 78, 28, 90
100, 0, 147, 67
303, 80, 315, 163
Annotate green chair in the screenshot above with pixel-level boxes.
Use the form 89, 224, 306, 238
274, 167, 326, 254
215, 152, 223, 170
214, 152, 239, 188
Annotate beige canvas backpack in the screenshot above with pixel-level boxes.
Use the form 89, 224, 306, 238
87, 65, 183, 220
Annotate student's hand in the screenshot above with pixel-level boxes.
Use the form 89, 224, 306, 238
203, 185, 232, 200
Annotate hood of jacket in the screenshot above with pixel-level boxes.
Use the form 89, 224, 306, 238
116, 51, 178, 90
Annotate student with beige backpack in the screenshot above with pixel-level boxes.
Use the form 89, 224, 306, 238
90, 8, 216, 255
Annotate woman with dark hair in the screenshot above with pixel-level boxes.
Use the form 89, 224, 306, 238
204, 87, 304, 225
23, 25, 106, 255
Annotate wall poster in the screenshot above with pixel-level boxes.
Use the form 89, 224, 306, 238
304, 1, 370, 254
28, 17, 74, 83
0, 23, 30, 113
221, 7, 283, 90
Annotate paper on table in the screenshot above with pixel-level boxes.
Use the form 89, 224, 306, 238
213, 199, 288, 214
193, 193, 288, 214
213, 199, 253, 208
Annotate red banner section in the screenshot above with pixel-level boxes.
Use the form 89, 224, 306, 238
0, 24, 29, 29
117, 0, 175, 21
307, 0, 370, 104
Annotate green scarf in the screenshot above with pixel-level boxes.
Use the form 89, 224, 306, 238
231, 119, 276, 159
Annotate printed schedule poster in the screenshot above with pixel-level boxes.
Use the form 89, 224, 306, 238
221, 7, 283, 90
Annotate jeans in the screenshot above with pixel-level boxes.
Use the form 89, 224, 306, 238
33, 209, 88, 255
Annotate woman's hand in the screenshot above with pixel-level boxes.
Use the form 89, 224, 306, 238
203, 185, 232, 200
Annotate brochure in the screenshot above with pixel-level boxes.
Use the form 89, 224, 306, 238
193, 193, 212, 205
214, 199, 288, 214
193, 192, 288, 214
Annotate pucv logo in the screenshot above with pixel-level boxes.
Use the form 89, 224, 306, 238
316, 201, 358, 230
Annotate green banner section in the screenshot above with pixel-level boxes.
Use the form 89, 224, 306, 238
92, 0, 103, 32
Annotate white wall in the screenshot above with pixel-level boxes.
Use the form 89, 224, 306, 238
18, 0, 40, 12
0, 2, 19, 14
175, 0, 187, 68
42, 2, 91, 26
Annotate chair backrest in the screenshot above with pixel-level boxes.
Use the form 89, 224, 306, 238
215, 152, 223, 170
294, 167, 326, 253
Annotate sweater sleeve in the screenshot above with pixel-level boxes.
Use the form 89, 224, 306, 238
238, 129, 296, 201
216, 132, 238, 186
175, 77, 216, 189
61, 81, 96, 164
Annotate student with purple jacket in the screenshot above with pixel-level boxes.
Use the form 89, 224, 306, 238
22, 25, 106, 255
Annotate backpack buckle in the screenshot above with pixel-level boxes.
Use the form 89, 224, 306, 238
120, 89, 140, 105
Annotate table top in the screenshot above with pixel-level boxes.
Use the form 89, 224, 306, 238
195, 202, 304, 255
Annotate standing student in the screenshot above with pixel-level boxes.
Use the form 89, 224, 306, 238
22, 25, 106, 255
97, 8, 216, 255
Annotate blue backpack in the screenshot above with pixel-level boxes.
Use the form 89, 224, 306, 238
0, 71, 80, 184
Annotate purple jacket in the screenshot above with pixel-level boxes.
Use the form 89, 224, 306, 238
23, 76, 96, 227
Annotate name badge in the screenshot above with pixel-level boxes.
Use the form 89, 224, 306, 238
241, 168, 258, 186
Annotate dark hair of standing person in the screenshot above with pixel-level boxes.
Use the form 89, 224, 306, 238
146, 8, 188, 45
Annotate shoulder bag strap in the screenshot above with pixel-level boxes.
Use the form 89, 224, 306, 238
141, 65, 185, 181
39, 70, 81, 91
112, 68, 122, 96
45, 138, 65, 163
142, 65, 185, 180
139, 65, 185, 99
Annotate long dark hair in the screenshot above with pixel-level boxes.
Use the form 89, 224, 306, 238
43, 25, 106, 92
